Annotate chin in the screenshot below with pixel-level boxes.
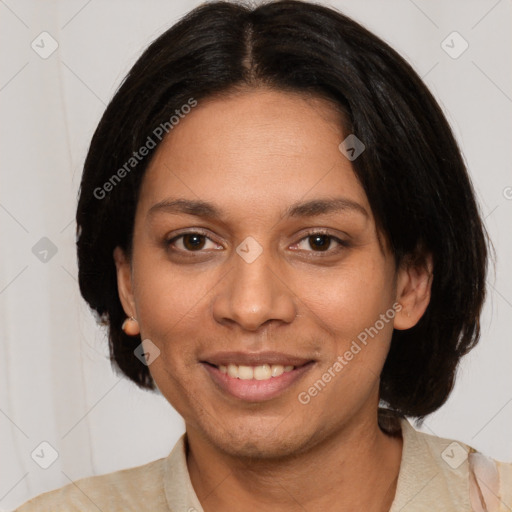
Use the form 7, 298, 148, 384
222, 436, 303, 460
203, 419, 318, 460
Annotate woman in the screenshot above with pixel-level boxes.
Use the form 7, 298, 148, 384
15, 1, 511, 510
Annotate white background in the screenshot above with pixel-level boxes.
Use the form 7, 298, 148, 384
1, 0, 511, 510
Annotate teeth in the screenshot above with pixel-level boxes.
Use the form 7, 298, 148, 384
271, 364, 284, 377
217, 363, 295, 380
254, 364, 271, 380
238, 365, 254, 380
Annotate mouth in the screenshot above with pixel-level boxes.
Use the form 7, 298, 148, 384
200, 354, 315, 402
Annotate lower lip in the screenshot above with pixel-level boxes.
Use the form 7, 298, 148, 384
202, 362, 314, 402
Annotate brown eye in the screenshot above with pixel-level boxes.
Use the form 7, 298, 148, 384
167, 231, 222, 253
308, 234, 331, 251
292, 231, 348, 255
182, 233, 206, 251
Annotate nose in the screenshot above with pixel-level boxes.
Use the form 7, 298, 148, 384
212, 245, 297, 332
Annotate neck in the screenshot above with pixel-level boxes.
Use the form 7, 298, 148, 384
186, 410, 403, 512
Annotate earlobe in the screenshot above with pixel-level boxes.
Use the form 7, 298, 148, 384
394, 253, 433, 330
113, 246, 137, 321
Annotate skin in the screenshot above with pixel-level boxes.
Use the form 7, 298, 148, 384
114, 88, 433, 512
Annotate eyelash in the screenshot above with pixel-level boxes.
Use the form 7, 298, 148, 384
166, 228, 349, 256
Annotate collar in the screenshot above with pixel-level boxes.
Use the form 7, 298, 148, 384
389, 418, 471, 511
163, 418, 472, 511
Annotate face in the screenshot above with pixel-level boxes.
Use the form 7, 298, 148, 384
115, 88, 425, 459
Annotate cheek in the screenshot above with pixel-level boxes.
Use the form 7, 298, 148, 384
295, 255, 395, 343
294, 262, 396, 419
132, 235, 215, 315
131, 257, 210, 414
130, 250, 216, 366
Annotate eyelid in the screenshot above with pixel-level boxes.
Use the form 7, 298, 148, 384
167, 227, 213, 240
298, 227, 348, 240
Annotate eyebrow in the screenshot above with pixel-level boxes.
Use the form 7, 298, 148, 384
147, 197, 368, 220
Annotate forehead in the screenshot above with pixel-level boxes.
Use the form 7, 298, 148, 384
138, 88, 370, 220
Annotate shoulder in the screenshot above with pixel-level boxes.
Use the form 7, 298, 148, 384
396, 418, 512, 511
13, 455, 169, 512
467, 449, 512, 511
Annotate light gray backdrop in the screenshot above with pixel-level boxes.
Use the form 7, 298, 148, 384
1, 0, 511, 510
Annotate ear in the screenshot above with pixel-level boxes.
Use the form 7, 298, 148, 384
394, 253, 433, 330
113, 246, 137, 319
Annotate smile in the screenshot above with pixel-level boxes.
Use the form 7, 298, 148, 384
219, 363, 295, 380
202, 361, 315, 402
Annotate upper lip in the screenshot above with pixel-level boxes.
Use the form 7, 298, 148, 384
201, 351, 315, 367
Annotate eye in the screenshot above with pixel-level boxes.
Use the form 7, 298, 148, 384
292, 231, 348, 253
167, 231, 222, 252
166, 229, 347, 255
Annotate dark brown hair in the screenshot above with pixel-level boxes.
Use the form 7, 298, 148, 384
76, 0, 488, 422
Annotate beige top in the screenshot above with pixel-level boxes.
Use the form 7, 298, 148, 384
13, 418, 512, 511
